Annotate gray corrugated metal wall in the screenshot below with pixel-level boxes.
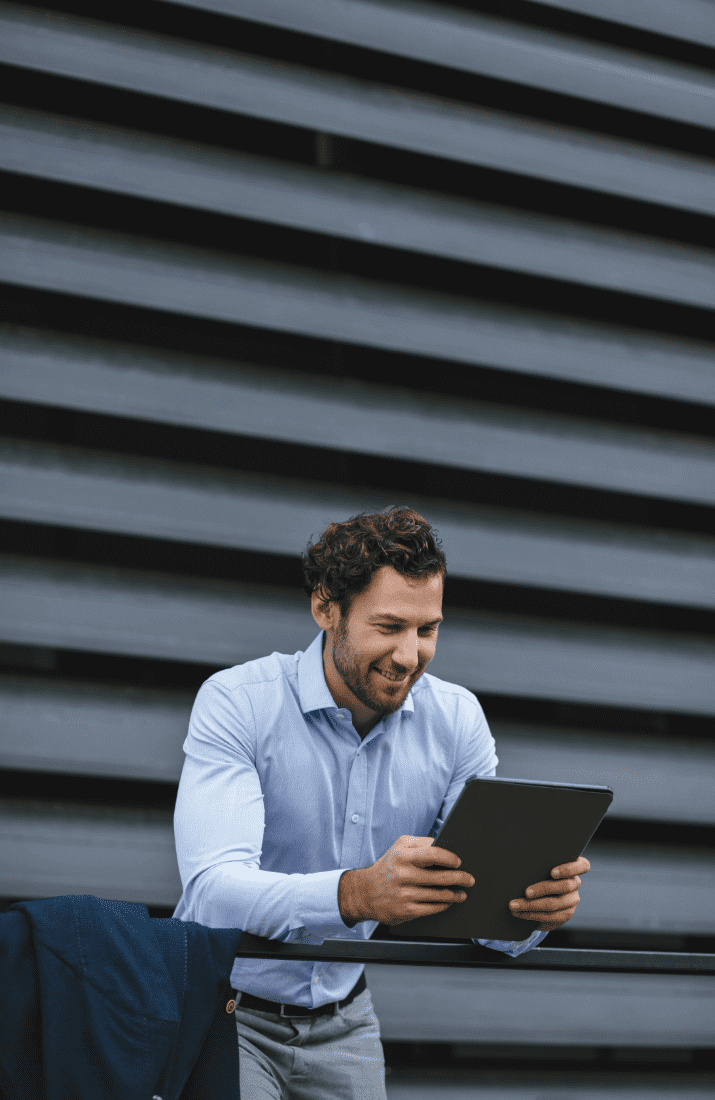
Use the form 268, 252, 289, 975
1, 0, 713, 1092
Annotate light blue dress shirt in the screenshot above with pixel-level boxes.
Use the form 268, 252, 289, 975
173, 631, 547, 1005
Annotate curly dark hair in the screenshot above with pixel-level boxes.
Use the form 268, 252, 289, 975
303, 506, 446, 616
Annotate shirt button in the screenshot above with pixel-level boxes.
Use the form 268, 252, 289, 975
351, 814, 359, 823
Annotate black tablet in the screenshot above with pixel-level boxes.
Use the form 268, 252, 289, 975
393, 776, 613, 941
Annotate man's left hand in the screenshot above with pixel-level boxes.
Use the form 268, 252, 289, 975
508, 856, 590, 931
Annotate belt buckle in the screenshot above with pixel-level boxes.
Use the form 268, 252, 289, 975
279, 1002, 308, 1018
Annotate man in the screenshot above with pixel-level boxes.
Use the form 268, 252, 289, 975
173, 506, 589, 1099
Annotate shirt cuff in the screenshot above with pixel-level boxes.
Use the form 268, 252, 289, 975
473, 928, 548, 957
286, 868, 356, 943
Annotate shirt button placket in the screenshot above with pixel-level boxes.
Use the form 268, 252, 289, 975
343, 747, 367, 867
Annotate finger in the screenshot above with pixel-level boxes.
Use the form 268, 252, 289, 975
412, 844, 462, 868
537, 909, 578, 930
414, 888, 468, 905
396, 836, 435, 848
521, 876, 581, 900
514, 906, 578, 925
551, 857, 590, 878
426, 870, 475, 888
510, 890, 580, 916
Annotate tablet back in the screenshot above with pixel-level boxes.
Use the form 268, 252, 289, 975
395, 776, 613, 941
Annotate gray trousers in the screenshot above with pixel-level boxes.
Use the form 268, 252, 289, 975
233, 986, 388, 1099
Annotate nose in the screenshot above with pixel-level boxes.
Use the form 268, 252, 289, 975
390, 631, 420, 673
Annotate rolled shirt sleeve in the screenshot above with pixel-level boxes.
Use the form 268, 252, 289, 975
173, 680, 352, 941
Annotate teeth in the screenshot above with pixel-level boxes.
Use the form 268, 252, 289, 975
375, 667, 406, 683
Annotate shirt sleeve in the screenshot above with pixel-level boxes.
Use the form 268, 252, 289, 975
430, 692, 547, 957
172, 679, 352, 942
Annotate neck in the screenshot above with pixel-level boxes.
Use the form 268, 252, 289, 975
322, 634, 383, 738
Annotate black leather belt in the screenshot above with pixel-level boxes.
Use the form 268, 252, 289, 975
236, 970, 366, 1018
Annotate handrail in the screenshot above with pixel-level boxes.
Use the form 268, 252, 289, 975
233, 934, 715, 976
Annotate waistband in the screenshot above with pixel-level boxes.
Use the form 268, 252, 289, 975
235, 970, 367, 1018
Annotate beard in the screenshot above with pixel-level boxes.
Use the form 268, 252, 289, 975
331, 615, 423, 715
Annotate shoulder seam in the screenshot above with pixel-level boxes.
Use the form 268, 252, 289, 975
206, 666, 292, 692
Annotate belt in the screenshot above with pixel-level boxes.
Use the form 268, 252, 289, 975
235, 970, 366, 1018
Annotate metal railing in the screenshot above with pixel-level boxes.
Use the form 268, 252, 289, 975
234, 934, 715, 976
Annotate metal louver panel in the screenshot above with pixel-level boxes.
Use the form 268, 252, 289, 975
1, 800, 713, 936
1, 4, 713, 213
365, 963, 715, 1045
2, 107, 713, 310
167, 0, 715, 128
2, 556, 714, 714
2, 675, 714, 824
3, 220, 715, 419
2, 3, 714, 1064
2, 438, 715, 608
532, 0, 715, 49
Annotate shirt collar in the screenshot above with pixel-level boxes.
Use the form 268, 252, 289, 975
298, 632, 339, 715
298, 631, 415, 716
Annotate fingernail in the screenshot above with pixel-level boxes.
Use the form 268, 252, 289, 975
510, 901, 519, 909
552, 869, 560, 878
526, 888, 534, 897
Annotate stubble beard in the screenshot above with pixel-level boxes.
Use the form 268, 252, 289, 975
332, 616, 420, 715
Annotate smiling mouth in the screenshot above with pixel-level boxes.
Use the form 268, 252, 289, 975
374, 666, 408, 684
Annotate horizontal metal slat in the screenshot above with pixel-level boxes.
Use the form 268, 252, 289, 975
385, 1067, 715, 1098
3, 106, 713, 311
570, 841, 715, 935
3, 218, 715, 416
1, 555, 714, 714
170, 0, 715, 129
1, 4, 713, 214
3, 437, 715, 608
493, 723, 715, 826
2, 675, 714, 824
1, 798, 713, 937
365, 963, 715, 1045
0, 800, 181, 906
0, 675, 192, 784
533, 0, 715, 50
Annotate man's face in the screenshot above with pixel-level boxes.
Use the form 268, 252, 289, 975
331, 565, 443, 715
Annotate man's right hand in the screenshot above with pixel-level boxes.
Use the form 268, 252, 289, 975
338, 835, 474, 926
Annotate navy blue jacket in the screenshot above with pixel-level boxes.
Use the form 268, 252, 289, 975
0, 895, 244, 1100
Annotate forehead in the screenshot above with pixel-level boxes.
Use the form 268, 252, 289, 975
350, 566, 443, 619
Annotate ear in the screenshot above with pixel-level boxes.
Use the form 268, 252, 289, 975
311, 587, 339, 632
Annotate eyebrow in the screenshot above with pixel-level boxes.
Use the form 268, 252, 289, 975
369, 614, 443, 625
